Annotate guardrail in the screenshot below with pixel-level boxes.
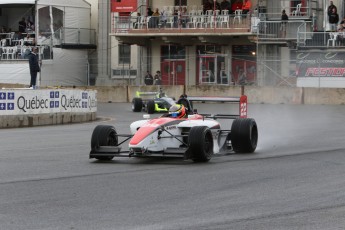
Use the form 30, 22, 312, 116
297, 31, 345, 48
111, 15, 251, 33
40, 27, 96, 46
256, 20, 309, 41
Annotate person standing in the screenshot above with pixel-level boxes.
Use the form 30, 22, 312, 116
328, 7, 339, 32
327, 1, 337, 17
144, 71, 153, 85
242, 0, 252, 15
154, 71, 162, 85
280, 10, 289, 38
28, 47, 40, 89
18, 17, 26, 33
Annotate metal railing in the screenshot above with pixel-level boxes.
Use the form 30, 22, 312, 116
256, 20, 310, 41
111, 15, 251, 33
39, 27, 96, 46
297, 31, 345, 48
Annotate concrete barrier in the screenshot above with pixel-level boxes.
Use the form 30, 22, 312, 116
0, 88, 97, 128
1, 84, 344, 129
0, 112, 97, 128
89, 85, 345, 105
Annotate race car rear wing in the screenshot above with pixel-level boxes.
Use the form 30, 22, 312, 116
187, 95, 248, 118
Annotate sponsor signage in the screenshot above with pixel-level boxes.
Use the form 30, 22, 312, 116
111, 0, 137, 13
0, 89, 97, 115
296, 52, 345, 77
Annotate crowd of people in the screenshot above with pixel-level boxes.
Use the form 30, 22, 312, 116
139, 0, 252, 29
144, 70, 162, 85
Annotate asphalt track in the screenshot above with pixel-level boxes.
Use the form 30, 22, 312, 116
0, 102, 345, 230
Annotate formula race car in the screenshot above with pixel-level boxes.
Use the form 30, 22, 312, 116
131, 89, 177, 114
90, 95, 258, 163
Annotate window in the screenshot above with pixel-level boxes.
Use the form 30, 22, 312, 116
175, 0, 187, 5
119, 44, 131, 64
161, 45, 185, 61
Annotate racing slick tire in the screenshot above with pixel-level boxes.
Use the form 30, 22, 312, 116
132, 98, 143, 112
230, 118, 258, 153
188, 126, 214, 162
147, 100, 155, 114
91, 125, 118, 160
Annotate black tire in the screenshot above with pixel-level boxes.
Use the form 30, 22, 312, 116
231, 118, 258, 153
132, 98, 143, 112
147, 100, 155, 114
91, 125, 118, 160
188, 126, 213, 162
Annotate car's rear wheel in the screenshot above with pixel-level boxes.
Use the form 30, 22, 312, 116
91, 125, 118, 160
147, 100, 155, 114
188, 126, 213, 162
132, 98, 143, 112
231, 118, 258, 153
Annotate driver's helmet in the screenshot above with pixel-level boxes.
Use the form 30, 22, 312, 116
169, 104, 186, 118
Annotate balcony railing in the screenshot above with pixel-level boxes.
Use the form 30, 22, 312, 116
40, 27, 96, 47
111, 15, 251, 34
297, 31, 345, 48
256, 20, 310, 41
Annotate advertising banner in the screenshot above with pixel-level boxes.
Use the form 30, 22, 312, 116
296, 52, 345, 77
0, 89, 97, 115
111, 0, 137, 13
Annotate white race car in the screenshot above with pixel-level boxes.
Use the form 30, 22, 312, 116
90, 95, 258, 162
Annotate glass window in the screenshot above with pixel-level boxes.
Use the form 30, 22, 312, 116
161, 45, 185, 61
175, 0, 187, 6
119, 44, 131, 64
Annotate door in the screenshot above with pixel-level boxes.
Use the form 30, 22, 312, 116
197, 55, 229, 84
161, 60, 186, 85
198, 55, 216, 84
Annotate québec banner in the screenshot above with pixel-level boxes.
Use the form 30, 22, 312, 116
0, 89, 97, 115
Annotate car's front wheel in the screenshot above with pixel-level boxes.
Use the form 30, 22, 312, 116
91, 125, 118, 160
188, 126, 213, 162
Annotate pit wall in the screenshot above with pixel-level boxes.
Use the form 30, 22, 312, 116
87, 85, 345, 105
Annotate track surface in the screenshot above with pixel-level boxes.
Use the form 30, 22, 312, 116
0, 103, 345, 230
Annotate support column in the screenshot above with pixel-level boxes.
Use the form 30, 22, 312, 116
96, 0, 111, 86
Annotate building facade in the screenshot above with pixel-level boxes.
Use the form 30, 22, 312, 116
99, 0, 345, 87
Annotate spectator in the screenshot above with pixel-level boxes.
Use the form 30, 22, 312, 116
336, 24, 344, 45
147, 7, 153, 16
327, 1, 337, 17
26, 19, 34, 32
280, 10, 289, 38
160, 9, 167, 28
180, 7, 189, 28
232, 0, 243, 13
328, 7, 339, 31
203, 0, 213, 14
220, 0, 231, 12
18, 17, 26, 33
173, 9, 179, 28
152, 8, 160, 28
144, 71, 153, 85
242, 0, 252, 15
154, 71, 162, 85
28, 47, 41, 89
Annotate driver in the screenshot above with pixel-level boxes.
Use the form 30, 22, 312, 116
168, 104, 187, 118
